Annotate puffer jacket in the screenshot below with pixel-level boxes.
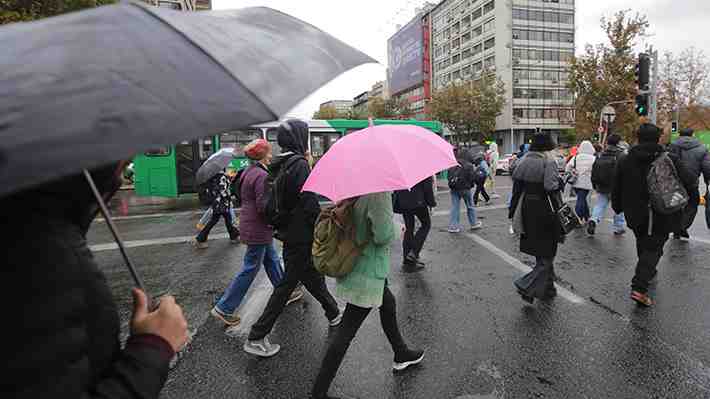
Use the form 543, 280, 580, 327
566, 140, 596, 190
0, 166, 174, 398
238, 162, 273, 245
669, 136, 710, 185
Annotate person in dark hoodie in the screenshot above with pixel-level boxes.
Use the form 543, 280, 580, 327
668, 127, 710, 240
244, 119, 341, 358
393, 176, 436, 272
0, 163, 188, 398
612, 123, 696, 306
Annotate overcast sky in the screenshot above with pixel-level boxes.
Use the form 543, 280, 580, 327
213, 0, 709, 118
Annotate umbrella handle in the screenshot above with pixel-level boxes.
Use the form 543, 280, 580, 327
82, 169, 159, 310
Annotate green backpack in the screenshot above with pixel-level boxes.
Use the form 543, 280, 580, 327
312, 199, 363, 278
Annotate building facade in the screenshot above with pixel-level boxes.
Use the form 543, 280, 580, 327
430, 0, 575, 153
352, 91, 370, 115
320, 100, 353, 115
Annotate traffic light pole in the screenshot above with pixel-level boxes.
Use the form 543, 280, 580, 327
649, 48, 659, 125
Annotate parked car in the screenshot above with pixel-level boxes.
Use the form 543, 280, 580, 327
497, 154, 513, 175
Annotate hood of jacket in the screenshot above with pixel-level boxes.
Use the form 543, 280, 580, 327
0, 163, 123, 235
489, 143, 498, 154
579, 140, 595, 155
628, 143, 664, 164
673, 136, 704, 151
277, 119, 309, 155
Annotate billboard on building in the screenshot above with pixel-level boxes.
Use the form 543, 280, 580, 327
387, 18, 424, 95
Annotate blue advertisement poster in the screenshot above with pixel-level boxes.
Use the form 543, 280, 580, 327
387, 19, 423, 95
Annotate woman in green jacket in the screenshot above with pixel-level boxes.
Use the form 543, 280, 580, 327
311, 192, 424, 399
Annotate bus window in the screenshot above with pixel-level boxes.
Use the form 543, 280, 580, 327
266, 128, 282, 155
197, 137, 213, 161
220, 129, 262, 156
145, 147, 170, 156
310, 132, 340, 161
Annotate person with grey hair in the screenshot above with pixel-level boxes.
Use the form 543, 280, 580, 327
509, 133, 565, 304
668, 127, 710, 240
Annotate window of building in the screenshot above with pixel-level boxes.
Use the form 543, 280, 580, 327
472, 25, 482, 37
513, 108, 523, 118
452, 69, 461, 80
462, 32, 472, 43
483, 19, 495, 33
473, 43, 483, 55
462, 48, 472, 59
484, 55, 495, 69
544, 70, 559, 81
472, 61, 483, 74
452, 53, 461, 64
483, 1, 494, 14
471, 7, 482, 21
462, 65, 472, 76
560, 13, 574, 24
544, 11, 559, 23
484, 37, 495, 50
452, 38, 461, 49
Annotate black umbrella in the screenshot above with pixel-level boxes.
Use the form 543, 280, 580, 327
0, 3, 374, 301
195, 148, 237, 186
0, 3, 375, 197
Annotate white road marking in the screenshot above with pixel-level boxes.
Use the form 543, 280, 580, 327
465, 232, 586, 304
89, 233, 229, 252
95, 210, 201, 222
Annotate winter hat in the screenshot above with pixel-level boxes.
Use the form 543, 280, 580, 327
680, 128, 694, 137
638, 123, 661, 143
244, 139, 272, 160
529, 133, 555, 152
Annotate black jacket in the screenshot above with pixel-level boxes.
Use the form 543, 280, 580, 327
393, 177, 436, 214
0, 166, 173, 398
612, 143, 696, 235
273, 120, 321, 245
669, 136, 710, 185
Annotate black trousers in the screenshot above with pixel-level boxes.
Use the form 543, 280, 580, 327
196, 209, 238, 242
402, 207, 431, 259
678, 187, 701, 233
514, 257, 555, 299
312, 285, 408, 397
248, 242, 339, 341
473, 182, 490, 204
631, 230, 669, 293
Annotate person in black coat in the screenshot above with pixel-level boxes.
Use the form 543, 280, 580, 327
612, 123, 696, 306
393, 176, 436, 272
245, 119, 340, 357
509, 133, 564, 304
0, 163, 188, 398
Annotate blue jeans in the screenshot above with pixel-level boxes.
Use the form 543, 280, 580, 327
449, 189, 477, 229
591, 192, 625, 232
215, 242, 284, 315
575, 189, 591, 221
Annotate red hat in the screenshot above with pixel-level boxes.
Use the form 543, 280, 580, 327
244, 139, 271, 160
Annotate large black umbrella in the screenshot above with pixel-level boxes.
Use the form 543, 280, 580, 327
0, 3, 374, 300
0, 3, 374, 197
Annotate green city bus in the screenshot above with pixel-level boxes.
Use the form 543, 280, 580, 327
133, 119, 443, 198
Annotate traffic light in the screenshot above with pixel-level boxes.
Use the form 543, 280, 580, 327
635, 53, 651, 91
635, 94, 649, 116
671, 121, 678, 133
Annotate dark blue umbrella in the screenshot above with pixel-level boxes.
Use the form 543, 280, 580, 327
0, 3, 375, 198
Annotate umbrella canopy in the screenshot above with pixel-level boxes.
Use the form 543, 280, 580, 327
195, 148, 236, 185
0, 3, 374, 198
302, 125, 457, 202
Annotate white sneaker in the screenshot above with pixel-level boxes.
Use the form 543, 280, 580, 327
448, 227, 462, 233
243, 337, 280, 357
509, 225, 515, 235
329, 310, 344, 327
192, 239, 209, 249
470, 222, 483, 231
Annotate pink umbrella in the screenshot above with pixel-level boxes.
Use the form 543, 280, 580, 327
302, 124, 457, 202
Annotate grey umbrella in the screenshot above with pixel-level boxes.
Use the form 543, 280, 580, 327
195, 148, 237, 186
0, 3, 374, 302
0, 3, 375, 198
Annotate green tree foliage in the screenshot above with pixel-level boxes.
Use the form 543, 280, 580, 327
429, 74, 506, 145
312, 106, 345, 120
567, 10, 648, 142
658, 47, 710, 133
0, 0, 116, 24
367, 96, 409, 119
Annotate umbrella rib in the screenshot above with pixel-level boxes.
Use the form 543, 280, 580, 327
129, 3, 278, 121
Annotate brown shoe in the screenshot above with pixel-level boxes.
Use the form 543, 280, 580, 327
631, 290, 653, 307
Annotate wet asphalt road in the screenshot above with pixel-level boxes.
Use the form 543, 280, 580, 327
89, 176, 710, 399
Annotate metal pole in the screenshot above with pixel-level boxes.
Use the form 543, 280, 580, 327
82, 169, 151, 301
650, 48, 659, 125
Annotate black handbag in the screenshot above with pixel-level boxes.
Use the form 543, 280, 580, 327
548, 190, 580, 234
